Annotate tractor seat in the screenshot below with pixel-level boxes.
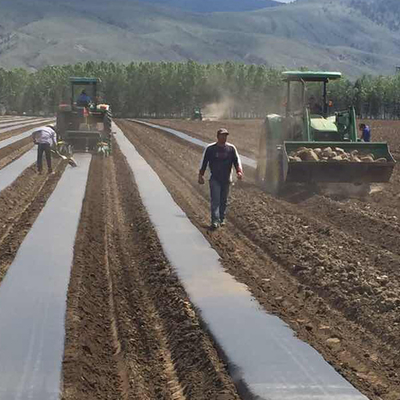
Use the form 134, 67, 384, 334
311, 117, 341, 141
310, 117, 338, 133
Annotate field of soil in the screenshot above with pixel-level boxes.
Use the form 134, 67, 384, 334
0, 117, 399, 399
149, 118, 400, 216
120, 118, 400, 400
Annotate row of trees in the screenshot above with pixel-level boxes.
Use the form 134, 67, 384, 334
1, 61, 400, 119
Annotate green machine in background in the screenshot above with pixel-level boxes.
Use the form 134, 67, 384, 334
191, 107, 203, 121
256, 71, 396, 194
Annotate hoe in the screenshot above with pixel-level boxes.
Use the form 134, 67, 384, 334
50, 149, 77, 167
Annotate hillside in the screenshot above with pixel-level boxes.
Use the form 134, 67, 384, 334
138, 0, 281, 13
0, 0, 400, 77
348, 0, 400, 31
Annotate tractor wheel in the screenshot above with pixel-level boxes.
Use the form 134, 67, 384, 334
97, 146, 107, 158
67, 144, 73, 157
103, 111, 112, 134
56, 112, 67, 140
265, 148, 284, 195
263, 119, 284, 195
96, 140, 111, 158
255, 120, 268, 188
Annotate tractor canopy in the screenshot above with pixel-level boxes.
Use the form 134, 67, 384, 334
283, 71, 342, 82
70, 77, 100, 85
284, 71, 342, 119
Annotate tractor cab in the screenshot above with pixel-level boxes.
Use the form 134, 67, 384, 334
72, 78, 97, 109
283, 71, 355, 142
68, 77, 110, 112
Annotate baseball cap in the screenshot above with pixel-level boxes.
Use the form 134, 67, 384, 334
217, 128, 229, 135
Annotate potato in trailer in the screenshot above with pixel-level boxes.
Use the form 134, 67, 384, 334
256, 71, 396, 194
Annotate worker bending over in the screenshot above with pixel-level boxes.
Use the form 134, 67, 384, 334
32, 125, 57, 175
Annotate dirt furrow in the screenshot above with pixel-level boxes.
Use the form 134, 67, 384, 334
0, 160, 65, 283
118, 119, 400, 400
62, 148, 240, 400
0, 120, 51, 141
298, 194, 400, 256
0, 137, 33, 170
105, 148, 186, 400
0, 118, 37, 129
145, 119, 261, 159
369, 152, 400, 217
62, 156, 123, 400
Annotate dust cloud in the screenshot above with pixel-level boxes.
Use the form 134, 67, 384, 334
201, 85, 285, 120
319, 183, 373, 199
202, 96, 235, 120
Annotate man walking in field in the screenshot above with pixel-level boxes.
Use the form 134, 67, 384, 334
198, 128, 243, 229
32, 125, 57, 175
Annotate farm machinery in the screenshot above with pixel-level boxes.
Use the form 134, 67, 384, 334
256, 71, 396, 194
191, 107, 203, 121
56, 77, 112, 157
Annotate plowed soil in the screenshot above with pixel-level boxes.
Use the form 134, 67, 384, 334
0, 120, 51, 141
1, 117, 399, 400
0, 160, 65, 282
115, 118, 400, 400
0, 137, 33, 170
62, 147, 240, 400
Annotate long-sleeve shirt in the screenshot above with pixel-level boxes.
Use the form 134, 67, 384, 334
361, 125, 371, 142
32, 127, 57, 146
77, 93, 91, 106
199, 142, 242, 183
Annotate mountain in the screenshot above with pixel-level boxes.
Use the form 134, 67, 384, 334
348, 0, 400, 31
137, 0, 281, 13
1, 0, 400, 77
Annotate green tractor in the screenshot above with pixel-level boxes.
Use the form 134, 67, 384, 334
256, 71, 396, 194
56, 77, 112, 157
191, 107, 203, 121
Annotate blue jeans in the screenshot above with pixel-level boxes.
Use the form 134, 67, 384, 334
37, 143, 52, 172
209, 178, 230, 224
